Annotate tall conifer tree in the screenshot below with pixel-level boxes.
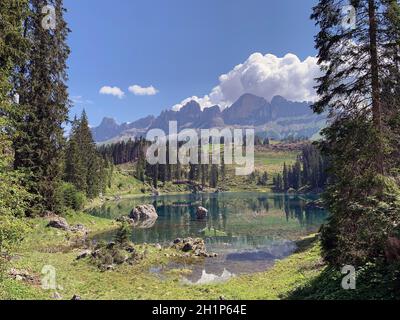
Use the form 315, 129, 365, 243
312, 0, 400, 265
13, 0, 70, 213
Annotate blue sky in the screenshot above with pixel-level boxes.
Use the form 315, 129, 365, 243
65, 0, 319, 127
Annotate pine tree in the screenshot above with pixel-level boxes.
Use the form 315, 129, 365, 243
312, 0, 400, 266
0, 0, 31, 271
283, 163, 289, 191
65, 116, 87, 192
65, 111, 109, 199
201, 163, 209, 188
210, 164, 219, 188
293, 160, 302, 190
258, 171, 268, 186
114, 222, 131, 245
275, 174, 283, 192
220, 152, 226, 180
135, 148, 146, 182
13, 0, 71, 213
312, 0, 400, 173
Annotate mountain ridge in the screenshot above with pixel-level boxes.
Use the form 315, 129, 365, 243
91, 93, 324, 143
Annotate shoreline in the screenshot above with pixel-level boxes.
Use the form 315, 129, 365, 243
85, 189, 323, 211
1, 209, 324, 300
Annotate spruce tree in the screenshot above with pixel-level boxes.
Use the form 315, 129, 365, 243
209, 164, 218, 188
0, 0, 31, 271
65, 111, 108, 199
65, 116, 87, 192
312, 0, 400, 266
13, 0, 70, 213
283, 163, 289, 191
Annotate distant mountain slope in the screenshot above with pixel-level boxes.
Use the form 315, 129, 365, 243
223, 93, 272, 126
92, 115, 155, 143
92, 94, 325, 143
91, 117, 122, 143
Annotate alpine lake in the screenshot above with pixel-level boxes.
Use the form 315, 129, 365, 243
87, 192, 327, 284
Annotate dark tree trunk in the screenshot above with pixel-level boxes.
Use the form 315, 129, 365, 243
368, 0, 384, 174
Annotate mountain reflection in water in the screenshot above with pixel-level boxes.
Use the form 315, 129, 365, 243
88, 192, 327, 281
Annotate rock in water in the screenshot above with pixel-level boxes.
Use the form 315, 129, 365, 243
47, 217, 70, 231
116, 205, 157, 229
171, 237, 215, 257
196, 206, 208, 219
130, 205, 158, 220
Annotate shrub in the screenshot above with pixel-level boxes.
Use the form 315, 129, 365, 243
321, 174, 400, 266
56, 182, 86, 213
0, 215, 29, 279
114, 222, 131, 245
112, 249, 128, 265
0, 170, 31, 278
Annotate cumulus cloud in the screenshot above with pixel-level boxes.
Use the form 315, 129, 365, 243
173, 53, 321, 110
129, 84, 159, 96
99, 86, 125, 99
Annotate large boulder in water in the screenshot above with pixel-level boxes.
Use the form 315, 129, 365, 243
196, 206, 208, 219
116, 206, 158, 229
129, 205, 158, 220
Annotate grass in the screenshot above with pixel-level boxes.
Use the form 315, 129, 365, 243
0, 215, 326, 300
217, 148, 298, 193
105, 167, 146, 197
211, 235, 324, 300
4, 215, 397, 300
1, 148, 325, 300
3, 146, 398, 300
107, 148, 299, 197
254, 150, 298, 175
290, 259, 400, 300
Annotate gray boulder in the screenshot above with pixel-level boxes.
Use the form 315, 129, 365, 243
47, 217, 70, 231
76, 250, 92, 260
196, 206, 208, 219
130, 205, 158, 220
171, 237, 215, 257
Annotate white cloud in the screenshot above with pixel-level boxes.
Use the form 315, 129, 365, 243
173, 53, 321, 110
71, 95, 94, 105
172, 95, 213, 111
129, 85, 159, 96
99, 86, 125, 99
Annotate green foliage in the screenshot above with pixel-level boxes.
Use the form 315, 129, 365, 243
319, 119, 400, 266
275, 144, 327, 192
321, 172, 400, 266
0, 0, 31, 278
65, 111, 112, 199
290, 262, 400, 300
55, 182, 86, 213
273, 173, 284, 192
98, 137, 147, 165
0, 215, 29, 277
312, 0, 400, 267
114, 222, 131, 246
13, 0, 71, 214
258, 171, 269, 186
